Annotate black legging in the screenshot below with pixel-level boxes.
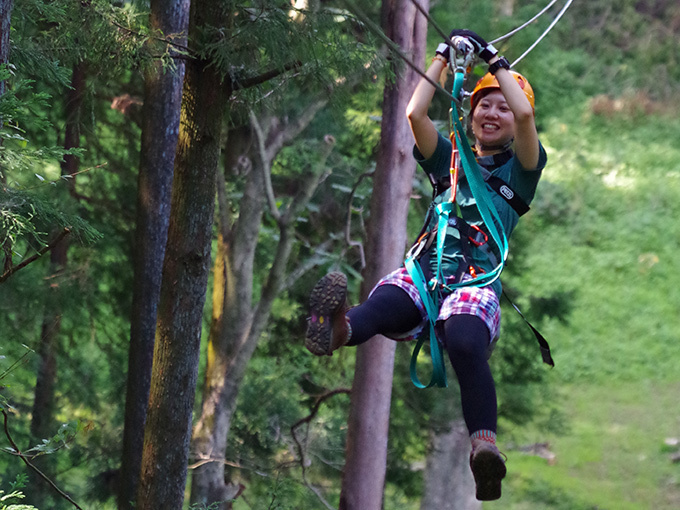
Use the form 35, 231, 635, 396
442, 314, 497, 434
346, 283, 496, 434
346, 284, 423, 344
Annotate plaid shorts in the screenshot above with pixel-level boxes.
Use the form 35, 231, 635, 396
369, 267, 501, 343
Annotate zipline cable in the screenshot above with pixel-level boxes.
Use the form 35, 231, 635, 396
411, 0, 559, 54
510, 0, 574, 67
340, 0, 456, 102
409, 0, 573, 71
341, 0, 573, 105
489, 0, 561, 45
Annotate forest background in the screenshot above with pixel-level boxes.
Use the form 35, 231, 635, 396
1, 0, 680, 509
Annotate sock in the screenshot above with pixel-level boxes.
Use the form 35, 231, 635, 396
471, 429, 497, 447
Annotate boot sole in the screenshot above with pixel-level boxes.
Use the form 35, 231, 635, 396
305, 272, 347, 356
471, 448, 507, 501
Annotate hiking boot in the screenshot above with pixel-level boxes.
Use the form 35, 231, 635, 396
469, 441, 507, 501
305, 272, 349, 356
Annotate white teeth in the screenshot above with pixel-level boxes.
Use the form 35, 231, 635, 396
482, 124, 498, 129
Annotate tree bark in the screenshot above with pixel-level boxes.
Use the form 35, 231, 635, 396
26, 62, 85, 507
339, 1, 428, 508
135, 0, 229, 506
118, 0, 189, 508
420, 419, 481, 510
189, 114, 334, 509
188, 131, 266, 509
0, 0, 12, 99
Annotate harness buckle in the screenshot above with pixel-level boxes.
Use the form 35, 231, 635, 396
406, 236, 426, 261
468, 224, 488, 246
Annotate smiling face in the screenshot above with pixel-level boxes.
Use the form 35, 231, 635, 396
471, 90, 515, 153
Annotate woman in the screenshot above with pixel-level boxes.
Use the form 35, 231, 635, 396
305, 29, 546, 501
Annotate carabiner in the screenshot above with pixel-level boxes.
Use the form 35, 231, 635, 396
450, 37, 475, 70
468, 224, 488, 247
448, 37, 475, 112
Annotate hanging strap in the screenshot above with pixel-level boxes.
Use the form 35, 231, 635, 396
405, 257, 448, 388
503, 291, 555, 366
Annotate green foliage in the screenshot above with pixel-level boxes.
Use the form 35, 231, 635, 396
0, 474, 39, 510
3, 0, 680, 507
1, 187, 101, 248
13, 0, 164, 75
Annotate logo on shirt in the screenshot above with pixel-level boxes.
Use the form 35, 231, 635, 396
499, 185, 514, 200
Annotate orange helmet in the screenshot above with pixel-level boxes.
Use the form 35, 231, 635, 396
470, 71, 535, 113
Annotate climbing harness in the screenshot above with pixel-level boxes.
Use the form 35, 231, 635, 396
406, 38, 510, 388
405, 36, 555, 389
340, 0, 566, 387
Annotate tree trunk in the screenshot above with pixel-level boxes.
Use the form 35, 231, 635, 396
189, 117, 334, 509
188, 137, 266, 508
135, 0, 230, 506
420, 419, 480, 510
0, 0, 12, 99
118, 0, 189, 508
0, 0, 11, 185
27, 62, 85, 507
339, 1, 428, 508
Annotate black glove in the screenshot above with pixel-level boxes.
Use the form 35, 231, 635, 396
447, 29, 498, 63
435, 40, 452, 62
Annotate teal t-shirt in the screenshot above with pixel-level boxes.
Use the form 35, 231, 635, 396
413, 132, 546, 296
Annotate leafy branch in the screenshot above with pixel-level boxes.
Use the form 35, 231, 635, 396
0, 227, 70, 283
1, 410, 85, 510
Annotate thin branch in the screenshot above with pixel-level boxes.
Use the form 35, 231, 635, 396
252, 136, 335, 322
267, 98, 329, 162
0, 347, 33, 381
108, 19, 192, 55
291, 388, 351, 437
22, 163, 107, 191
188, 456, 269, 478
291, 388, 351, 510
0, 228, 71, 284
2, 410, 84, 510
280, 136, 335, 224
234, 61, 303, 91
248, 110, 281, 222
283, 238, 335, 289
344, 170, 374, 269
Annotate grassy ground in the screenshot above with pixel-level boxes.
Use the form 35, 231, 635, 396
493, 381, 680, 509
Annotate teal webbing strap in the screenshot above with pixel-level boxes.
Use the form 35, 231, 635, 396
454, 113, 508, 259
441, 108, 509, 290
435, 202, 455, 285
405, 257, 448, 388
407, 69, 511, 388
